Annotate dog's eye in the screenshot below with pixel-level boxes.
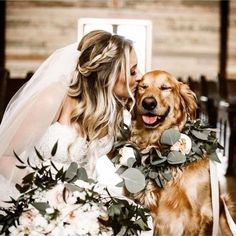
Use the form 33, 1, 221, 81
160, 86, 171, 90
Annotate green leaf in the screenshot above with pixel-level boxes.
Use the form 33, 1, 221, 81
115, 165, 128, 175
51, 140, 58, 156
127, 158, 136, 167
65, 162, 78, 181
203, 141, 218, 154
162, 169, 172, 181
64, 183, 82, 192
191, 141, 202, 155
150, 147, 162, 159
50, 161, 59, 172
108, 204, 122, 216
13, 150, 24, 164
55, 167, 63, 177
149, 148, 167, 165
134, 218, 149, 230
151, 156, 167, 165
202, 130, 211, 136
209, 152, 221, 163
121, 168, 146, 193
160, 128, 181, 145
155, 175, 165, 188
15, 183, 22, 192
31, 202, 50, 215
167, 151, 186, 164
217, 143, 224, 150
16, 165, 27, 169
116, 181, 125, 188
22, 172, 34, 184
191, 130, 208, 141
148, 171, 158, 179
34, 147, 44, 161
76, 167, 88, 181
62, 187, 67, 202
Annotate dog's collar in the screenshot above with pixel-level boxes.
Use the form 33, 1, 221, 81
113, 119, 222, 191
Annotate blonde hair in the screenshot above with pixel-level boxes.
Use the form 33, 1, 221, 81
68, 30, 134, 170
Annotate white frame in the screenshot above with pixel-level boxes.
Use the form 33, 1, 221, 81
78, 18, 152, 73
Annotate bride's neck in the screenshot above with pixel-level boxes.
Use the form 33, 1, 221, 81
57, 95, 76, 125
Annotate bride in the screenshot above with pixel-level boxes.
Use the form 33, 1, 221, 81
0, 30, 142, 203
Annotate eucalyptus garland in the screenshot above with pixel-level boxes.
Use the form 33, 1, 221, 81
113, 119, 223, 191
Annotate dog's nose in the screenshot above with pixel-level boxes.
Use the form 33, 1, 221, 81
142, 97, 157, 110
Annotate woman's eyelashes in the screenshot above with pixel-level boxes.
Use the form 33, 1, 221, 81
130, 70, 137, 76
130, 64, 139, 76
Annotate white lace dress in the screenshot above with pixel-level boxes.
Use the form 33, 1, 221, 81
0, 122, 122, 204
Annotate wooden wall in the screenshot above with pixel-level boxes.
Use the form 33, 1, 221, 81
228, 0, 236, 79
5, 0, 234, 80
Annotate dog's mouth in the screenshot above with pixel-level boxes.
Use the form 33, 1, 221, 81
141, 107, 170, 127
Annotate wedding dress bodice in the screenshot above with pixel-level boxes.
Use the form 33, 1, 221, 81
0, 122, 116, 204
32, 122, 113, 167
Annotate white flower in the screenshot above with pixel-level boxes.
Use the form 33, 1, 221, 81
18, 211, 33, 226
81, 203, 92, 212
119, 146, 136, 166
99, 231, 113, 236
123, 109, 132, 127
32, 215, 48, 229
66, 195, 77, 204
74, 179, 93, 190
73, 209, 101, 235
32, 190, 47, 202
45, 184, 69, 210
170, 133, 192, 155
50, 226, 64, 236
73, 190, 86, 201
46, 207, 55, 214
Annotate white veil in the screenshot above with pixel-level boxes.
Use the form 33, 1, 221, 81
0, 42, 80, 182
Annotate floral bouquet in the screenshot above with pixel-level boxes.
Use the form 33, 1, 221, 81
0, 145, 151, 236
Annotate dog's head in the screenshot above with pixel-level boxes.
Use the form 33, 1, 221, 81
132, 70, 197, 147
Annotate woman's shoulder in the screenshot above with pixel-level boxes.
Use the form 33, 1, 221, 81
57, 95, 76, 125
34, 122, 88, 164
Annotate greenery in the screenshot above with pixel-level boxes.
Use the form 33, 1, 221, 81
113, 119, 223, 190
0, 143, 151, 236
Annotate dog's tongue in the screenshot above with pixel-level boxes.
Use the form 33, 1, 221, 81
142, 115, 158, 124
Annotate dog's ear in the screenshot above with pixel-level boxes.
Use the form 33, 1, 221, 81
179, 82, 198, 119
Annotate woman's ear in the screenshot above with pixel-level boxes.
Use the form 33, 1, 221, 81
179, 82, 198, 119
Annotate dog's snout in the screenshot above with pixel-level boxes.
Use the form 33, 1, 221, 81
142, 97, 157, 110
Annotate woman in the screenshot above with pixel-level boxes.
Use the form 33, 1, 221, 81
0, 30, 142, 201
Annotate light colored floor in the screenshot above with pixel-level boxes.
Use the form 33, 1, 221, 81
216, 158, 236, 221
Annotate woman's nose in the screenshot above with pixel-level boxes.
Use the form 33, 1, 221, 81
136, 69, 143, 82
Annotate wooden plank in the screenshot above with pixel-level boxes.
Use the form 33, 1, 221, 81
0, 0, 6, 67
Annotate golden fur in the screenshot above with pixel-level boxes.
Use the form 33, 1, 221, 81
130, 70, 233, 236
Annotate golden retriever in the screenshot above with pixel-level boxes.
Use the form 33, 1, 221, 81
129, 70, 233, 236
